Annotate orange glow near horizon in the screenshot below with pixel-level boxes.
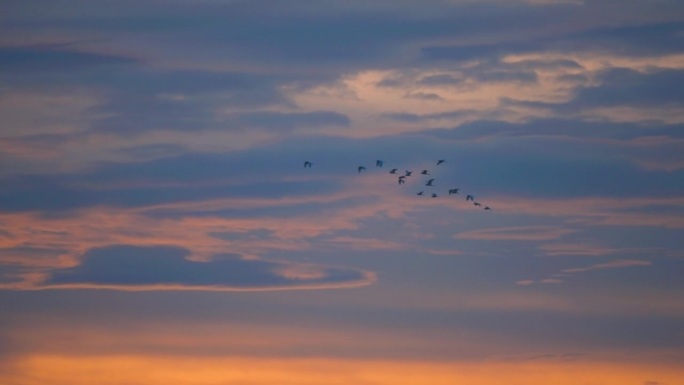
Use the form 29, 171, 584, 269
2, 355, 683, 385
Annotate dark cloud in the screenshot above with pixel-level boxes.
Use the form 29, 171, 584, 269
230, 111, 350, 131
0, 171, 339, 213
2, 128, 684, 215
8, 0, 662, 72
501, 68, 684, 115
569, 68, 684, 109
562, 21, 684, 57
381, 63, 538, 91
0, 46, 137, 73
385, 109, 475, 123
208, 229, 276, 241
421, 21, 684, 64
419, 74, 462, 86
421, 41, 536, 63
41, 244, 372, 290
403, 92, 445, 101
425, 118, 684, 141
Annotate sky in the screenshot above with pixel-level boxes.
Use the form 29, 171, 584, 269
1, 0, 684, 384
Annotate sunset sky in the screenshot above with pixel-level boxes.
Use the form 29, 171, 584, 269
1, 1, 684, 384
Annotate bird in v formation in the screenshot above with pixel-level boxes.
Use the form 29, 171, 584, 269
302, 159, 492, 211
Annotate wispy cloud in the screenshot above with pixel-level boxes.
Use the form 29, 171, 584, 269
561, 259, 651, 274
455, 226, 575, 241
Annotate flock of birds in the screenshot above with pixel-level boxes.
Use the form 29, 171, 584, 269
303, 159, 492, 211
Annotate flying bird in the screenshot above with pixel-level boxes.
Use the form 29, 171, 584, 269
448, 188, 460, 195
437, 160, 445, 165
484, 206, 492, 210
474, 202, 482, 207
431, 193, 437, 198
389, 168, 398, 174
417, 191, 424, 196
466, 195, 474, 201
358, 166, 366, 173
398, 176, 406, 185
426, 179, 435, 186
405, 170, 413, 177
303, 161, 312, 168
421, 170, 429, 175
376, 160, 384, 167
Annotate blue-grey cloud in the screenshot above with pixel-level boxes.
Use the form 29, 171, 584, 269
569, 68, 684, 109
0, 45, 137, 73
230, 111, 350, 131
40, 244, 373, 290
424, 118, 684, 141
2, 130, 684, 216
500, 68, 684, 116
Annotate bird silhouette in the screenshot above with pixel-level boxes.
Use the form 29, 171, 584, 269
358, 166, 366, 173
426, 178, 435, 186
437, 160, 445, 165
376, 160, 384, 167
389, 168, 398, 174
431, 193, 438, 198
405, 170, 413, 177
474, 202, 482, 207
417, 191, 424, 196
484, 206, 492, 210
466, 195, 474, 201
421, 170, 429, 175
304, 161, 312, 168
398, 176, 406, 185
448, 188, 460, 195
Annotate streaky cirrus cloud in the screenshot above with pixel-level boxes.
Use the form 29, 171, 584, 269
561, 259, 652, 274
455, 225, 576, 241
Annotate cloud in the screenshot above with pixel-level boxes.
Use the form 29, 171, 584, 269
403, 92, 445, 101
561, 259, 651, 274
538, 243, 619, 256
455, 226, 575, 241
567, 68, 684, 110
0, 45, 137, 73
20, 244, 375, 291
227, 110, 351, 131
0, 245, 70, 266
425, 118, 684, 141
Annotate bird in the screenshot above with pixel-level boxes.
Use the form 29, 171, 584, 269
389, 168, 398, 174
484, 206, 492, 210
437, 159, 445, 165
426, 179, 435, 186
421, 170, 429, 175
466, 195, 474, 201
417, 191, 424, 196
376, 160, 384, 167
398, 176, 406, 185
474, 202, 482, 207
358, 166, 366, 173
431, 193, 438, 198
304, 161, 312, 168
448, 188, 460, 195
405, 170, 413, 177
